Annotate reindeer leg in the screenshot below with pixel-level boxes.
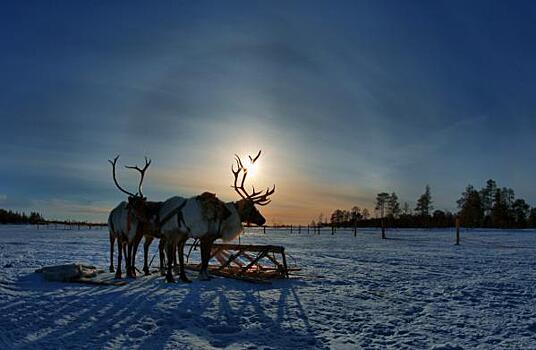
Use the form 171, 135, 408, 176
159, 239, 166, 276
165, 241, 175, 283
126, 242, 133, 278
199, 238, 211, 281
131, 236, 142, 278
173, 241, 178, 268
122, 244, 127, 271
178, 237, 191, 283
143, 236, 153, 276
205, 238, 215, 280
115, 239, 123, 278
109, 232, 115, 273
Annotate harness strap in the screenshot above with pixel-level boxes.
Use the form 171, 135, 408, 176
159, 199, 188, 228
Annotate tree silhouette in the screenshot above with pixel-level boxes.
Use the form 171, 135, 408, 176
387, 192, 401, 219
457, 185, 483, 227
415, 185, 433, 217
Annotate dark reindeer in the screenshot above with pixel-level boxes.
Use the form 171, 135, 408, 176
107, 155, 152, 278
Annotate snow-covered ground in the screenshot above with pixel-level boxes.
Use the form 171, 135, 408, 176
0, 225, 535, 349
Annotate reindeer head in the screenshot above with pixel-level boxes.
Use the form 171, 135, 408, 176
231, 150, 275, 226
109, 155, 152, 223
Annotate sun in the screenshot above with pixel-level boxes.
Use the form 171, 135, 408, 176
245, 158, 258, 178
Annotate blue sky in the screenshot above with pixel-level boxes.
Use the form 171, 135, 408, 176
1, 1, 536, 223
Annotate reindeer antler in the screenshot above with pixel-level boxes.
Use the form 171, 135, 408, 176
231, 150, 275, 206
108, 155, 137, 197
125, 156, 151, 198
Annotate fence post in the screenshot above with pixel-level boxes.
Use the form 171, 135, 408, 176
290, 225, 293, 234
354, 222, 357, 237
381, 219, 386, 239
331, 226, 334, 235
298, 225, 301, 234
456, 217, 460, 245
263, 225, 266, 234
307, 225, 310, 234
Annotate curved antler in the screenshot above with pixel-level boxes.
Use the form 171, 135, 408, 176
231, 150, 275, 205
125, 156, 151, 197
249, 184, 276, 206
108, 155, 137, 197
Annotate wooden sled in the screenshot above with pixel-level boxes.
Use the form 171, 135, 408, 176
183, 243, 300, 284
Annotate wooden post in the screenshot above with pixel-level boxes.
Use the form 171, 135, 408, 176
298, 225, 301, 234
381, 218, 386, 239
456, 217, 460, 245
331, 226, 334, 235
307, 225, 310, 234
290, 225, 293, 234
263, 225, 266, 234
354, 222, 357, 237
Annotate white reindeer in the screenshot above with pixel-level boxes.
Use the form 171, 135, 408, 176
158, 151, 275, 283
107, 155, 152, 278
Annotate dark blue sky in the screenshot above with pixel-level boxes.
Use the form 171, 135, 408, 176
1, 1, 536, 223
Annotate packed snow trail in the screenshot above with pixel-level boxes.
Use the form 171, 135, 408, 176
0, 225, 535, 349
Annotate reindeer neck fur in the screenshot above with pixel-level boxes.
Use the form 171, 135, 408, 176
108, 201, 141, 242
219, 202, 243, 241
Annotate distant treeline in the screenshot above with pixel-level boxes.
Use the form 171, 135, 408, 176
0, 208, 44, 224
322, 180, 536, 229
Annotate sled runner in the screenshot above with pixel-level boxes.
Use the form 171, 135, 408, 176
184, 242, 300, 284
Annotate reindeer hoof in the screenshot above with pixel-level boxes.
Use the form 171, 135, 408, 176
198, 274, 210, 281
114, 272, 122, 279
109, 266, 115, 273
144, 270, 151, 276
166, 276, 175, 283
180, 275, 191, 283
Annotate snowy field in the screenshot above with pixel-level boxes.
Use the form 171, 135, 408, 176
0, 225, 535, 349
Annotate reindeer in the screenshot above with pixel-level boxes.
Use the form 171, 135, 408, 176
158, 150, 275, 283
107, 155, 152, 278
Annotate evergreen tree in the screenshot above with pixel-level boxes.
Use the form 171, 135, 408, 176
330, 209, 344, 227
529, 208, 536, 228
375, 193, 390, 219
402, 202, 411, 215
491, 189, 514, 228
0, 208, 45, 224
387, 192, 401, 218
351, 206, 362, 225
480, 179, 497, 217
512, 199, 529, 228
432, 210, 448, 227
458, 185, 483, 227
415, 185, 433, 217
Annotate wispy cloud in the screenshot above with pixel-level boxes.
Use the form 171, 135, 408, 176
2, 2, 536, 223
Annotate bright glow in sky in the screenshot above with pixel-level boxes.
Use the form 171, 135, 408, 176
1, 1, 536, 223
